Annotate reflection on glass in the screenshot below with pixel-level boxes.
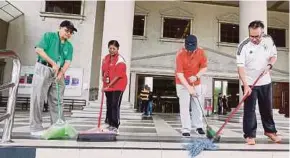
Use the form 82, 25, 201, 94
145, 77, 153, 92
214, 81, 222, 113
222, 81, 228, 96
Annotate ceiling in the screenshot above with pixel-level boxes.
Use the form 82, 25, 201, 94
185, 1, 289, 13
0, 1, 23, 22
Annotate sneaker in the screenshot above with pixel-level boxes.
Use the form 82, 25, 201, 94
196, 128, 205, 135
105, 125, 112, 131
182, 133, 190, 137
30, 130, 45, 137
245, 137, 256, 145
264, 132, 282, 143
111, 128, 119, 135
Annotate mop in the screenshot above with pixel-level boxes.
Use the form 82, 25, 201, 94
77, 90, 117, 142
42, 81, 78, 140
184, 72, 265, 158
183, 95, 218, 157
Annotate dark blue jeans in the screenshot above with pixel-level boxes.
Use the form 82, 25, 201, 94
147, 101, 153, 115
242, 83, 277, 138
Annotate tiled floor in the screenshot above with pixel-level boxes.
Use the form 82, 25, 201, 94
0, 106, 289, 158
1, 111, 289, 143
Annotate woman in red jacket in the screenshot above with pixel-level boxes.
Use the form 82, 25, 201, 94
102, 40, 127, 134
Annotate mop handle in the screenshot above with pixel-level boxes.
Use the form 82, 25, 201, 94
192, 96, 209, 126
56, 82, 62, 119
97, 90, 104, 128
215, 72, 265, 136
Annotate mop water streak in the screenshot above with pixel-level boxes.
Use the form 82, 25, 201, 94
77, 90, 117, 142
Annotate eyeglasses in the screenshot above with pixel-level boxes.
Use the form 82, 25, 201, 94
249, 33, 262, 39
64, 28, 74, 35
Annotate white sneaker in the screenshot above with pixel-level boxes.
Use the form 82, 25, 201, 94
30, 130, 45, 137
111, 128, 119, 135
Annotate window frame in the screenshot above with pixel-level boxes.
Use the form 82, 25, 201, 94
217, 21, 239, 48
267, 26, 288, 49
217, 21, 289, 51
133, 13, 147, 40
40, 0, 85, 21
160, 15, 193, 43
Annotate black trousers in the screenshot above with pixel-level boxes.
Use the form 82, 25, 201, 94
242, 83, 277, 138
218, 105, 222, 115
105, 91, 123, 128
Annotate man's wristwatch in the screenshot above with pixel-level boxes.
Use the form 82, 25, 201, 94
267, 64, 273, 69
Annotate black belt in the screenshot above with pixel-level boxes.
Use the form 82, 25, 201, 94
37, 59, 52, 68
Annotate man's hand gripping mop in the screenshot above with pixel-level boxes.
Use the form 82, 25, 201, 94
77, 90, 117, 142
42, 80, 78, 140
184, 72, 265, 158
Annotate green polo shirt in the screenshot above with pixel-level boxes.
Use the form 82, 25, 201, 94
36, 32, 73, 67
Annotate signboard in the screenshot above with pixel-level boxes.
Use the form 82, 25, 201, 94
18, 66, 34, 95
18, 66, 83, 97
63, 68, 83, 96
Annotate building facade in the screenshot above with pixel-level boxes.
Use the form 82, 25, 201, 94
1, 1, 289, 114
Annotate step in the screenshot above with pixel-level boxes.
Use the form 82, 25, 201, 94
71, 112, 144, 118
0, 139, 288, 158
217, 116, 288, 123
84, 107, 134, 111
71, 110, 137, 115
89, 101, 132, 107
83, 106, 134, 111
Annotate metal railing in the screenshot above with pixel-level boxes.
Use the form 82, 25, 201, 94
0, 50, 21, 143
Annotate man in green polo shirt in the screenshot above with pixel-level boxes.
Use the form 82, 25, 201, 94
29, 20, 77, 137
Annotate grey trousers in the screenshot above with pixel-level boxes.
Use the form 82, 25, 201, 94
29, 62, 65, 132
176, 84, 204, 133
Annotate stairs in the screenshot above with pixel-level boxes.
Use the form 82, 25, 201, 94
217, 107, 286, 123
71, 101, 137, 118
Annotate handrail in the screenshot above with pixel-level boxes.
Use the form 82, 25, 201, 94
0, 50, 21, 143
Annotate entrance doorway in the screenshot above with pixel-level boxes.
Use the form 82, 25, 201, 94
273, 82, 289, 117
213, 79, 239, 114
135, 74, 179, 113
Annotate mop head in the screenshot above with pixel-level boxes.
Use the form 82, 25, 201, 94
206, 126, 216, 139
42, 121, 78, 140
77, 128, 117, 142
183, 138, 218, 158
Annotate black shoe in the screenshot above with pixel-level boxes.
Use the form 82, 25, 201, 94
196, 128, 205, 135
182, 133, 190, 137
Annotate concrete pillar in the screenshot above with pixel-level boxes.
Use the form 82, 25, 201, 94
129, 72, 137, 106
98, 1, 135, 102
239, 1, 267, 102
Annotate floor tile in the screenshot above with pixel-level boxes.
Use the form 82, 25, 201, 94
36, 149, 79, 158
79, 149, 122, 158
162, 150, 188, 158
122, 149, 162, 158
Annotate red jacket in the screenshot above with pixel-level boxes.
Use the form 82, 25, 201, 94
101, 53, 127, 92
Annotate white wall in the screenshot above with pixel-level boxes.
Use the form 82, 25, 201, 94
131, 1, 289, 75
5, 1, 98, 100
